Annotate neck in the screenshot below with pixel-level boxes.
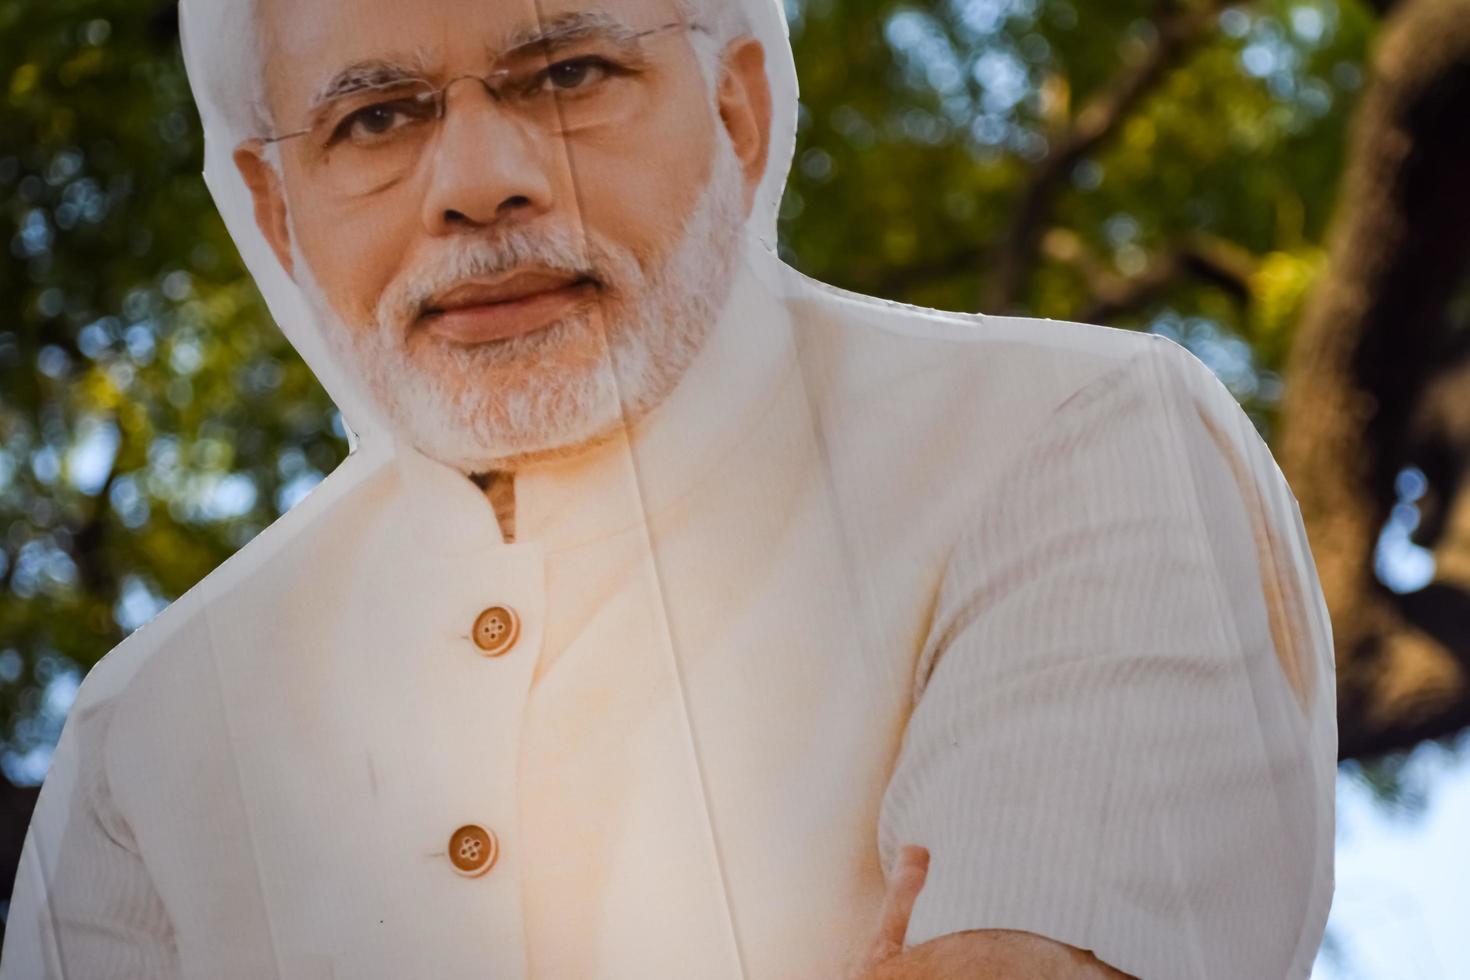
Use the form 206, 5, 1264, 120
470, 469, 518, 543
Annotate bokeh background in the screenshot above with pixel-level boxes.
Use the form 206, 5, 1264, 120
2, 0, 1468, 974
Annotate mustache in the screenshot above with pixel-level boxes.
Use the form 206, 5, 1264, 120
377, 226, 611, 330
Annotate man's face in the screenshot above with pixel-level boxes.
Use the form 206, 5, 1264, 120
238, 0, 768, 472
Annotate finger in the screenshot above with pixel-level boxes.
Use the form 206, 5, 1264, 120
875, 844, 930, 948
856, 844, 930, 976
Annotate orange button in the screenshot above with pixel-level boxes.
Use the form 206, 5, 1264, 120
472, 605, 520, 656
448, 824, 499, 877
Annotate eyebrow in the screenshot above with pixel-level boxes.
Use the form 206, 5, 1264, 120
306, 11, 647, 113
307, 50, 437, 114
501, 10, 645, 53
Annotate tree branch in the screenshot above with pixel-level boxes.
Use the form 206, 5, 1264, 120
1039, 227, 1257, 323
985, 0, 1237, 313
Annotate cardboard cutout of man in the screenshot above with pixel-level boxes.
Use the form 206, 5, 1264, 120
1, 1, 1337, 977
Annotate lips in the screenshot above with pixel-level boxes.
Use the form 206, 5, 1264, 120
418, 270, 600, 345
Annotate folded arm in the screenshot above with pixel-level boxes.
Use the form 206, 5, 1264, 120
873, 929, 1130, 980
853, 844, 1133, 979
876, 338, 1337, 980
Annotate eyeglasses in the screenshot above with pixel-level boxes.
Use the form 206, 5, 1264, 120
249, 20, 709, 199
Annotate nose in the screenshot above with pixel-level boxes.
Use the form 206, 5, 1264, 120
418, 77, 556, 235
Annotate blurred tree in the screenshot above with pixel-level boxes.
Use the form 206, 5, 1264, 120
0, 0, 345, 885
0, 0, 1467, 920
1274, 0, 1470, 762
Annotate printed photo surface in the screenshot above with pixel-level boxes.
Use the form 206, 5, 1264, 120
1, 2, 1338, 978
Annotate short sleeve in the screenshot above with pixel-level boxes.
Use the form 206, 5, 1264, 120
877, 338, 1337, 980
1, 697, 180, 979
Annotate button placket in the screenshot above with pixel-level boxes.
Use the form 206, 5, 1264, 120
434, 546, 543, 893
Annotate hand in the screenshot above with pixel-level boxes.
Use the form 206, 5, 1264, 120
848, 844, 930, 980
844, 843, 1135, 979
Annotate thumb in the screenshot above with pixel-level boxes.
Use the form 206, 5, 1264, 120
854, 844, 930, 978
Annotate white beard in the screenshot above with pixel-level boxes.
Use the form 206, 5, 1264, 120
293, 125, 749, 474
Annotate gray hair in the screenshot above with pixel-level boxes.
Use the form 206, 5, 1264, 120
191, 0, 752, 145
681, 0, 755, 90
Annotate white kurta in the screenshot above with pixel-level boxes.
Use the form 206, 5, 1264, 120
1, 248, 1336, 980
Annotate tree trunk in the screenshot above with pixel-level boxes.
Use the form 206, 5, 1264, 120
1277, 0, 1470, 761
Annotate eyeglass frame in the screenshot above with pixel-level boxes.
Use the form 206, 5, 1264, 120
249, 19, 713, 151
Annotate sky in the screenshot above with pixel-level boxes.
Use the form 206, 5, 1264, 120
1303, 477, 1470, 978
1312, 735, 1470, 980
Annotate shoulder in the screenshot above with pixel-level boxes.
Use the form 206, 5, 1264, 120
779, 258, 1162, 374
57, 448, 397, 787
772, 258, 1215, 453
773, 260, 1224, 551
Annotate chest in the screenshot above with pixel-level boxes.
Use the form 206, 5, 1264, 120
137, 461, 928, 980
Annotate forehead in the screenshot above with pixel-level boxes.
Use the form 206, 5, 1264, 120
258, 0, 683, 112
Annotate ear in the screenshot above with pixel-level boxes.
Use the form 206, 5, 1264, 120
714, 37, 772, 218
233, 140, 295, 277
